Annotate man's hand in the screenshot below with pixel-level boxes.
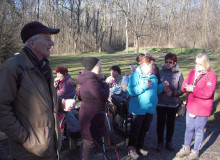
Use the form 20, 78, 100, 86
62, 99, 76, 111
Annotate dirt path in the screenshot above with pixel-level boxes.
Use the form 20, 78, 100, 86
59, 113, 220, 160
1, 114, 220, 160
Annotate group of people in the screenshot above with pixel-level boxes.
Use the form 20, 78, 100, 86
0, 21, 217, 160
105, 52, 216, 160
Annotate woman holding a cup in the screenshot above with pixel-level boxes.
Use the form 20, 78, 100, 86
126, 53, 167, 159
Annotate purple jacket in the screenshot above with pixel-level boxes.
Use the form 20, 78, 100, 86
77, 70, 109, 140
57, 74, 76, 99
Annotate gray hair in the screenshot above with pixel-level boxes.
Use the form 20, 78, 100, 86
143, 52, 151, 56
24, 34, 40, 47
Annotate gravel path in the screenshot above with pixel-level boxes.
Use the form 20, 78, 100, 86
1, 114, 220, 160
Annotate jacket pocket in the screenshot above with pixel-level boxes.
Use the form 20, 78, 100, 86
22, 127, 55, 158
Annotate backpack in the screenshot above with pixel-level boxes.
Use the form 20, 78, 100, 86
14, 53, 26, 90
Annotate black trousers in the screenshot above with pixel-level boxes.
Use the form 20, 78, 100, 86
156, 107, 177, 144
128, 113, 153, 149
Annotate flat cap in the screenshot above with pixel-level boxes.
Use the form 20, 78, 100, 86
21, 21, 60, 43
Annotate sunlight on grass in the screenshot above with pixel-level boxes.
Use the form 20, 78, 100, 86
50, 48, 220, 127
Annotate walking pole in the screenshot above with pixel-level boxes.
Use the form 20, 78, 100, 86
106, 111, 120, 159
102, 136, 107, 160
106, 112, 112, 132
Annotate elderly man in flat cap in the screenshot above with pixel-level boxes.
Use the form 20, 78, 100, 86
0, 21, 75, 160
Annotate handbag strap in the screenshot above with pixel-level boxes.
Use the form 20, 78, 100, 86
186, 73, 206, 100
194, 73, 206, 86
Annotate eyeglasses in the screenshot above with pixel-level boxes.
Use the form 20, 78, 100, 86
194, 62, 203, 66
165, 60, 173, 64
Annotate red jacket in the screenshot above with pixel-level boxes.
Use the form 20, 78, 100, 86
182, 69, 217, 116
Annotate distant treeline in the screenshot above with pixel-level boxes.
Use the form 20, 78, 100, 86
1, 0, 220, 64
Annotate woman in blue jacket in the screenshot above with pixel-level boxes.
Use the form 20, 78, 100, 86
127, 54, 167, 159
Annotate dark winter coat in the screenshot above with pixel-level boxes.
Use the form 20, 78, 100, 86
57, 74, 76, 99
77, 70, 109, 140
0, 48, 62, 160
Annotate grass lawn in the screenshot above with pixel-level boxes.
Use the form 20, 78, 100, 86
49, 48, 220, 128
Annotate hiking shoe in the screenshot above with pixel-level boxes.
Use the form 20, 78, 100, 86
176, 145, 190, 157
156, 143, 163, 152
165, 142, 174, 151
138, 148, 148, 156
128, 149, 139, 160
188, 149, 199, 160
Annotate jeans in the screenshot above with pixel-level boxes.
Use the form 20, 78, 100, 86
128, 113, 153, 149
157, 107, 177, 144
184, 110, 208, 150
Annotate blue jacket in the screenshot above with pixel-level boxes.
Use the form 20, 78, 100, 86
127, 66, 164, 115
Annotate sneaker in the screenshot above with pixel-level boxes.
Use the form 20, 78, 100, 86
156, 143, 163, 152
128, 149, 139, 160
165, 142, 174, 151
139, 148, 148, 156
176, 145, 190, 157
188, 149, 199, 160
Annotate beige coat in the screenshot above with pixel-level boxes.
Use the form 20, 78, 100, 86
0, 50, 62, 160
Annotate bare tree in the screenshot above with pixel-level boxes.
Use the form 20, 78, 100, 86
1, 0, 220, 62
0, 0, 22, 64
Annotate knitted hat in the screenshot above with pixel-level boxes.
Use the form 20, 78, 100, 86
82, 57, 99, 71
21, 21, 60, 43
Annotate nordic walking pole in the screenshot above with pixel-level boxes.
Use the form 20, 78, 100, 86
106, 111, 120, 159
102, 136, 107, 160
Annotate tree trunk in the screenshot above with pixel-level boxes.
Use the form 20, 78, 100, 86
125, 16, 129, 53
135, 36, 139, 53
